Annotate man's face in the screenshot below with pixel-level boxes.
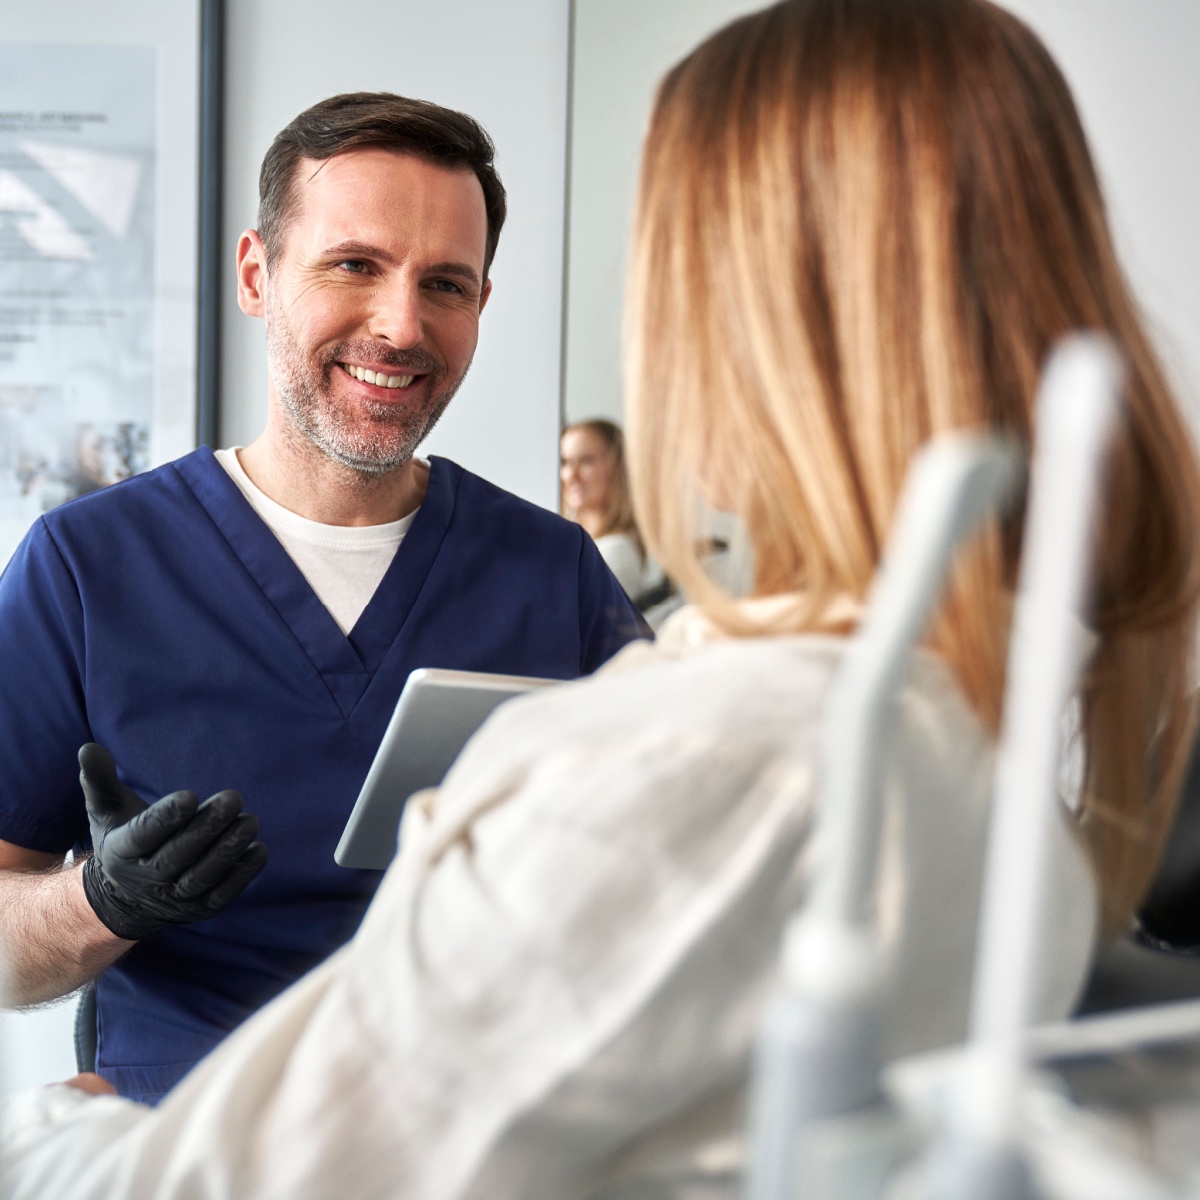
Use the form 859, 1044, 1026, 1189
243, 148, 491, 474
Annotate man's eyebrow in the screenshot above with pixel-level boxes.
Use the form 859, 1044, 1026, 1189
321, 243, 481, 287
323, 240, 399, 264
425, 261, 481, 287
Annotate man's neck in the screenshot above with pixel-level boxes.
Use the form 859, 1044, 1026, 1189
237, 416, 429, 527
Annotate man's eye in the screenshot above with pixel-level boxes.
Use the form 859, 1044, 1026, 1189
429, 279, 464, 294
336, 260, 368, 274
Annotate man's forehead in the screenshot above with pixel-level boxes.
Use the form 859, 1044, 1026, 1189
283, 147, 487, 257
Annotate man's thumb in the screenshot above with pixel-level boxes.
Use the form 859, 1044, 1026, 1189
78, 743, 142, 826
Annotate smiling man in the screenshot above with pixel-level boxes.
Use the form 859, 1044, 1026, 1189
0, 94, 645, 1104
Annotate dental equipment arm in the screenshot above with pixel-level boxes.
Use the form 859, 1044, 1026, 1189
924, 335, 1123, 1200
743, 432, 1023, 1200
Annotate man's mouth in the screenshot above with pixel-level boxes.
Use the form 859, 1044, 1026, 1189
337, 362, 419, 390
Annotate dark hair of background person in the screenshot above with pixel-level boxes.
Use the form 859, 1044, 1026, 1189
561, 419, 643, 552
258, 91, 507, 278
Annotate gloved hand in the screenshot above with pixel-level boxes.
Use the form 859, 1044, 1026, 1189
78, 743, 268, 941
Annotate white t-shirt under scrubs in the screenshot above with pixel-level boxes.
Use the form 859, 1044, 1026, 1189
214, 447, 421, 636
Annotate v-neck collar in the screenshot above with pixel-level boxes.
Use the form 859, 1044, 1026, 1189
346, 456, 458, 669
173, 448, 459, 720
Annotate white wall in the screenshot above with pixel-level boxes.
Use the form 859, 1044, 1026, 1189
220, 0, 572, 511
999, 0, 1200, 420
564, 0, 764, 427
564, 0, 1200, 429
0, 1001, 77, 1097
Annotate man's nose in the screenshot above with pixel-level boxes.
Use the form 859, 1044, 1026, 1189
367, 278, 424, 349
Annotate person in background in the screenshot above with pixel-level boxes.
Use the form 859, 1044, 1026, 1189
561, 419, 671, 613
4, 1, 1200, 1196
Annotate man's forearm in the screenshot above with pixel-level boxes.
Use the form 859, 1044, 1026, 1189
0, 860, 133, 1006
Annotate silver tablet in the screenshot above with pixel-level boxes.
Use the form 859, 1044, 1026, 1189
334, 667, 558, 870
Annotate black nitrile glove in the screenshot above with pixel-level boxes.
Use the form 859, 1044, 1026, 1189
78, 743, 269, 941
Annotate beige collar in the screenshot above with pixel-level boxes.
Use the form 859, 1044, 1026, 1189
656, 593, 862, 649
600, 593, 861, 677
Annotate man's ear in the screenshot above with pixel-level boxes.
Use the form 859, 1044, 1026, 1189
236, 230, 269, 318
478, 278, 492, 315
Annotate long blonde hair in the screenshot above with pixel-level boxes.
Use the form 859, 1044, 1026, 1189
626, 0, 1200, 932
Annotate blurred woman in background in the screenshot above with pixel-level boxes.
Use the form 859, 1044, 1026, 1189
5, 2, 1200, 1197
560, 418, 670, 612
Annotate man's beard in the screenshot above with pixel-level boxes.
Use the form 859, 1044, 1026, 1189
265, 301, 468, 477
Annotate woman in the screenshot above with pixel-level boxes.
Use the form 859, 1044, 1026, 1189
560, 418, 669, 611
4, 2, 1198, 1197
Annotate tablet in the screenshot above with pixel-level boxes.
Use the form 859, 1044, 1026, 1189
334, 667, 559, 870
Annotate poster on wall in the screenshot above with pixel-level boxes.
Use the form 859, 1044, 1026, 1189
0, 44, 156, 566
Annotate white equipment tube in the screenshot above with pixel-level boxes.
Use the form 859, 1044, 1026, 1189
812, 434, 1023, 930
744, 431, 1022, 1200
962, 335, 1123, 1165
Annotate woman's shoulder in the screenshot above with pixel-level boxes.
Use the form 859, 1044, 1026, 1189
593, 531, 641, 568
479, 627, 847, 755
594, 531, 639, 551
407, 632, 837, 870
593, 530, 662, 597
464, 610, 987, 772
427, 622, 989, 861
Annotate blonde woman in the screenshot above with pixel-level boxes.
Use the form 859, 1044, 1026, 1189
4, 2, 1199, 1197
560, 418, 668, 609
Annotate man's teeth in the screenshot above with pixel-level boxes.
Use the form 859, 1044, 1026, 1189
344, 365, 415, 388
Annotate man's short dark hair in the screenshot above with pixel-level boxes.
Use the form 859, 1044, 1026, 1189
258, 92, 507, 279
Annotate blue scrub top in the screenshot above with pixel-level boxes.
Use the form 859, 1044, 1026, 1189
0, 449, 646, 1103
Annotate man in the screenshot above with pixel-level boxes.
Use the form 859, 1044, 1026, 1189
0, 93, 644, 1103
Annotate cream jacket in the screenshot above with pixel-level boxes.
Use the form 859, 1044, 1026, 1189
0, 609, 1096, 1199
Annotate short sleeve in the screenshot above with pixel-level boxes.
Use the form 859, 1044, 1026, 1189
576, 530, 651, 674
0, 519, 92, 852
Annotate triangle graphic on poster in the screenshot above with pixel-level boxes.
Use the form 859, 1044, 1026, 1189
19, 140, 142, 240
0, 170, 91, 260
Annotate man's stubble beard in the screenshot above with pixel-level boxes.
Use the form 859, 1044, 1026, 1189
264, 296, 469, 479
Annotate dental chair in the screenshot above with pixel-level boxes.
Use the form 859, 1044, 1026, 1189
1076, 719, 1200, 1016
1141, 734, 1200, 952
